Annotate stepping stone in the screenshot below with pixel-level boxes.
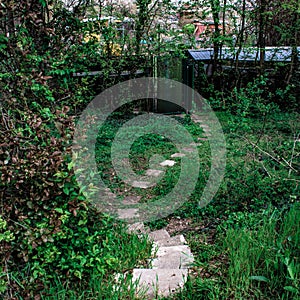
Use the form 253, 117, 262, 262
200, 124, 210, 128
122, 195, 141, 205
154, 235, 187, 247
151, 245, 194, 269
172, 114, 185, 118
146, 169, 163, 177
117, 208, 139, 220
182, 147, 195, 153
149, 230, 186, 247
132, 268, 188, 299
132, 181, 152, 189
127, 222, 147, 234
160, 160, 176, 167
171, 153, 186, 158
103, 188, 116, 198
148, 229, 170, 242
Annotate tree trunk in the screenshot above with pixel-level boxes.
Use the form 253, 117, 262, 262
234, 0, 246, 88
210, 0, 221, 90
258, 0, 266, 74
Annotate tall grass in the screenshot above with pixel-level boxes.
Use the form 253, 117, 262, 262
222, 204, 300, 299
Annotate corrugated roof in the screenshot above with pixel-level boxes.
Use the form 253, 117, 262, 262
188, 47, 300, 62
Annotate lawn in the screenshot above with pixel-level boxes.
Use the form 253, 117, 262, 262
94, 110, 299, 299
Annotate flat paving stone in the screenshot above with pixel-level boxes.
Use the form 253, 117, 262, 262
133, 268, 188, 299
117, 208, 139, 220
182, 147, 196, 153
160, 160, 176, 167
148, 229, 170, 242
171, 153, 186, 158
200, 124, 210, 128
132, 181, 152, 189
146, 169, 163, 177
172, 114, 185, 118
103, 188, 116, 198
151, 245, 194, 269
122, 195, 141, 205
127, 222, 147, 234
154, 235, 187, 247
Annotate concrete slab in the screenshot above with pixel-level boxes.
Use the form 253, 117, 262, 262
132, 268, 188, 299
148, 229, 170, 242
160, 160, 176, 167
103, 188, 116, 198
117, 208, 139, 220
151, 245, 194, 269
146, 169, 163, 177
182, 147, 195, 153
171, 153, 186, 158
171, 114, 186, 118
200, 124, 210, 128
154, 235, 187, 247
127, 222, 147, 234
122, 195, 141, 205
132, 181, 152, 189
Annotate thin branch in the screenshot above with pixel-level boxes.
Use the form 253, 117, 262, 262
288, 132, 300, 177
233, 134, 298, 172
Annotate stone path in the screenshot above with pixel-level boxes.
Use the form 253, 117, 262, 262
114, 113, 211, 299
116, 153, 195, 298
130, 225, 194, 299
116, 154, 195, 298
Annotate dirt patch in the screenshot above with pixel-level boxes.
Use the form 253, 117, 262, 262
164, 217, 192, 235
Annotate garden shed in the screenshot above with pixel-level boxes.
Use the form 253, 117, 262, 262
186, 47, 300, 95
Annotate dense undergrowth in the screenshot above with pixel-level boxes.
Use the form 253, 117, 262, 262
165, 112, 300, 300
1, 91, 299, 298
89, 108, 299, 299
0, 3, 299, 298
0, 107, 152, 299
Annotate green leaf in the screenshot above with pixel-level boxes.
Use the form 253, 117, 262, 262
284, 286, 298, 293
249, 276, 269, 282
54, 208, 64, 214
67, 160, 75, 171
63, 186, 70, 195
78, 219, 86, 226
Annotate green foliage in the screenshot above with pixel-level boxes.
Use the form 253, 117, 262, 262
0, 3, 154, 298
0, 104, 152, 299
0, 1, 299, 299
0, 216, 15, 294
222, 204, 300, 299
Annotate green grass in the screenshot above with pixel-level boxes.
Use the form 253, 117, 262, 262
40, 272, 144, 300
2, 214, 153, 299
94, 110, 299, 299
3, 110, 298, 299
95, 112, 211, 219
66, 119, 292, 298
168, 204, 299, 300
163, 111, 299, 300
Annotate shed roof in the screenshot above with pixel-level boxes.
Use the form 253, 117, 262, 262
188, 47, 300, 62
